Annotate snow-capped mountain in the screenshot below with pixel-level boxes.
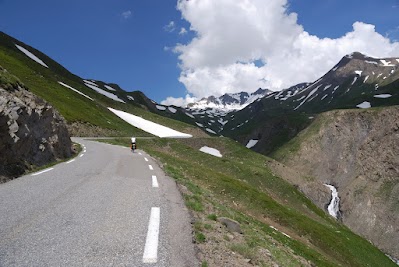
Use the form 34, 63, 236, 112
263, 52, 399, 112
187, 88, 271, 111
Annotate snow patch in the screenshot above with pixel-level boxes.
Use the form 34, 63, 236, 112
365, 60, 378, 65
321, 94, 328, 100
84, 82, 125, 103
185, 113, 195, 119
206, 128, 216, 134
168, 107, 177, 113
195, 122, 204, 127
108, 107, 192, 138
15, 44, 48, 68
363, 76, 369, 83
199, 146, 222, 158
354, 70, 362, 76
323, 84, 332, 91
380, 60, 395, 67
83, 80, 98, 86
246, 139, 258, 149
218, 118, 228, 126
104, 85, 116, 91
374, 94, 392, 98
127, 95, 135, 101
294, 85, 321, 110
356, 101, 371, 109
58, 81, 94, 101
351, 76, 358, 85
156, 105, 166, 111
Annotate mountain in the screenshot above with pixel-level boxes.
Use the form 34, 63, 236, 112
262, 51, 399, 113
271, 106, 399, 260
216, 52, 399, 154
0, 31, 204, 138
187, 88, 271, 111
2, 31, 399, 265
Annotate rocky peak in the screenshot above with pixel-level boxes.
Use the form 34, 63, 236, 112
187, 88, 270, 111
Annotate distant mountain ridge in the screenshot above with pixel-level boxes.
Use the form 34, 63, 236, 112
187, 88, 271, 111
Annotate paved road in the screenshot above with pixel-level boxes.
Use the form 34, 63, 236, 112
0, 138, 198, 267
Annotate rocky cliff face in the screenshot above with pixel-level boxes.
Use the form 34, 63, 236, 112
0, 68, 72, 182
273, 107, 399, 259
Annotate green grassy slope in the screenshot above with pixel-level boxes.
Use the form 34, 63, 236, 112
102, 137, 396, 267
0, 31, 201, 136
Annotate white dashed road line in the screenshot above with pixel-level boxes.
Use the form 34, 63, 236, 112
148, 165, 153, 171
31, 168, 54, 176
142, 207, 160, 263
80, 154, 84, 158
66, 159, 75, 164
152, 175, 159, 188
144, 157, 149, 162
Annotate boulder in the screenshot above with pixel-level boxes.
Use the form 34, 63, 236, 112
217, 217, 242, 234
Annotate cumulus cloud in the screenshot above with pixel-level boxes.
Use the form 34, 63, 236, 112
121, 10, 132, 19
161, 94, 197, 106
168, 0, 399, 102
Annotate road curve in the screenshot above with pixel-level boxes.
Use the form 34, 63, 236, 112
0, 138, 198, 267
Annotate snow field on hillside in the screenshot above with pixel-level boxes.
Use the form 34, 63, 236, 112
374, 94, 392, 98
58, 82, 94, 101
104, 85, 116, 91
15, 44, 48, 68
356, 101, 371, 109
156, 105, 166, 111
108, 107, 192, 138
199, 146, 222, 157
246, 139, 258, 148
84, 82, 125, 103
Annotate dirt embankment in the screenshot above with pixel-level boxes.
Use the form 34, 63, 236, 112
272, 106, 399, 259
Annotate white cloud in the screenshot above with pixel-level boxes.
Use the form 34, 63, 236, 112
164, 21, 176, 32
161, 94, 197, 107
121, 10, 132, 19
171, 0, 399, 99
179, 27, 188, 35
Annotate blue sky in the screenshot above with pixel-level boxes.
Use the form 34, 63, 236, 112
1, 0, 398, 104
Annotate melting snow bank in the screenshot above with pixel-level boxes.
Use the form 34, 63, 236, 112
15, 44, 49, 68
199, 146, 222, 158
324, 184, 341, 219
58, 82, 94, 101
246, 139, 258, 148
85, 82, 125, 103
356, 101, 371, 109
374, 94, 392, 99
108, 108, 192, 138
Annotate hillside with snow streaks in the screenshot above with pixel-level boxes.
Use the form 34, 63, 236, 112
84, 82, 125, 103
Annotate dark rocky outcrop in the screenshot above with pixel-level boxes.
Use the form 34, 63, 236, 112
0, 69, 72, 182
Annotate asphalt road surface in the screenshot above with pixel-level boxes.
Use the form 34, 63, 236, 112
0, 138, 198, 267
